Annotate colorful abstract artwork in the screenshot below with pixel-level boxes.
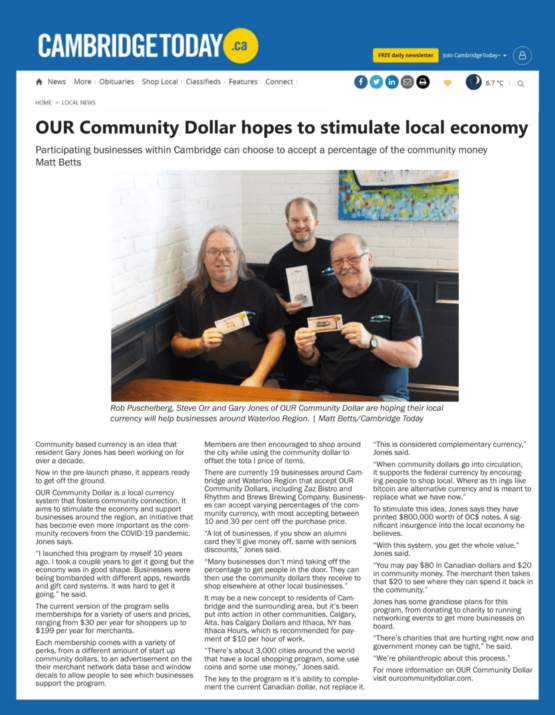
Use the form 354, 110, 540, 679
339, 170, 459, 221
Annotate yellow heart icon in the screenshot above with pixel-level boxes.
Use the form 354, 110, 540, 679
444, 80, 452, 86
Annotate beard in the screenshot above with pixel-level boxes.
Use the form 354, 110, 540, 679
290, 228, 316, 245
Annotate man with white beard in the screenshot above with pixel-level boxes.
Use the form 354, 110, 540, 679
294, 233, 423, 400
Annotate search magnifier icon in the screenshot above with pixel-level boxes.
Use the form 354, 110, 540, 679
518, 80, 525, 87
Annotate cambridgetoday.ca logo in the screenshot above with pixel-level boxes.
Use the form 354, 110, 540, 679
37, 28, 259, 64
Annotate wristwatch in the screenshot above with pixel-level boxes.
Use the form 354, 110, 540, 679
369, 336, 379, 351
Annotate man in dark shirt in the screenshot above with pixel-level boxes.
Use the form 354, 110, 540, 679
294, 234, 423, 400
172, 226, 287, 387
263, 197, 337, 388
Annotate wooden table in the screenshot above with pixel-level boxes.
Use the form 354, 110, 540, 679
112, 379, 381, 402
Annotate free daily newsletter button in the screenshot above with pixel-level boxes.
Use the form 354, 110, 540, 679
373, 49, 439, 63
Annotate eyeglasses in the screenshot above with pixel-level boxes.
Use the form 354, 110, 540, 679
205, 249, 238, 257
331, 253, 368, 268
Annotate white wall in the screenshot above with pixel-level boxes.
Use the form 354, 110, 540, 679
111, 170, 242, 327
241, 170, 459, 269
111, 170, 458, 327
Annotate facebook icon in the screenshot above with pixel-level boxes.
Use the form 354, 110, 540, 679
354, 75, 368, 89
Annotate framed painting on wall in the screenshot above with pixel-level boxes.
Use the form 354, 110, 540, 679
339, 170, 459, 221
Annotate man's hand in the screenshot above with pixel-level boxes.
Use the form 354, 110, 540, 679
294, 328, 317, 357
240, 376, 265, 388
200, 328, 224, 352
272, 290, 304, 315
240, 328, 285, 388
341, 322, 372, 349
284, 301, 304, 315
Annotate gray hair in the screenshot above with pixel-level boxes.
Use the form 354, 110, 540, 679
285, 197, 318, 220
189, 225, 254, 306
331, 233, 369, 256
